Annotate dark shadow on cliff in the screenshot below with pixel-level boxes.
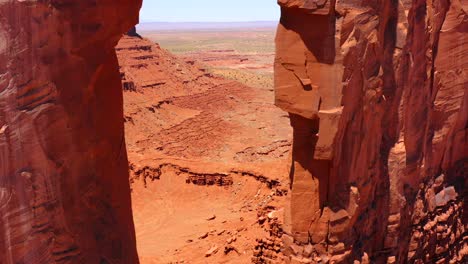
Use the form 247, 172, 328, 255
279, 7, 336, 65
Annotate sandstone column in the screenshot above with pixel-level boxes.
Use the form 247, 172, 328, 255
275, 0, 467, 263
275, 0, 343, 245
0, 0, 142, 263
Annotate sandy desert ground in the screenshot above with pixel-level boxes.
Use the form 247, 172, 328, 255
140, 26, 276, 88
116, 26, 291, 263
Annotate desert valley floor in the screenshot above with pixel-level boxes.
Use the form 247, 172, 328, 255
117, 26, 291, 263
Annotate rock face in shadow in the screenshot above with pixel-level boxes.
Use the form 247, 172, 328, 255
0, 0, 141, 263
275, 0, 467, 263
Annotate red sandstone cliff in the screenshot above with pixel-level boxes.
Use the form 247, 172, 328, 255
0, 0, 466, 263
276, 0, 467, 263
0, 0, 141, 263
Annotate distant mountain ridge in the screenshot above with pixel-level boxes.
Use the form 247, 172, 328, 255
137, 21, 277, 31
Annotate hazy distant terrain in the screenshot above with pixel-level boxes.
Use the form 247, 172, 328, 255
137, 21, 277, 31
137, 21, 276, 54
137, 21, 276, 88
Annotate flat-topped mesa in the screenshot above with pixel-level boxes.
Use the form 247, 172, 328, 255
0, 0, 141, 263
275, 0, 467, 263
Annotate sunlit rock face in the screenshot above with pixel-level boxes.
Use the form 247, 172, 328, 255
0, 0, 141, 263
275, 0, 467, 262
0, 0, 466, 263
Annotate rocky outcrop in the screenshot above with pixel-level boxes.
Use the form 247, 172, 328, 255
117, 34, 293, 263
0, 0, 141, 263
127, 26, 143, 39
275, 0, 467, 263
1, 0, 465, 263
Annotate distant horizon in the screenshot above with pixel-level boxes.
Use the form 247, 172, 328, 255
139, 20, 278, 24
136, 21, 278, 32
139, 0, 279, 23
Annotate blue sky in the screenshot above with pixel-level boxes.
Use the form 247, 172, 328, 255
139, 0, 280, 22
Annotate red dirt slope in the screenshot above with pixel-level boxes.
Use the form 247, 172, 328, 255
116, 35, 292, 263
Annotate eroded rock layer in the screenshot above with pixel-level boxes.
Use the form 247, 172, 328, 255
0, 0, 466, 263
0, 0, 141, 263
117, 35, 293, 263
276, 0, 467, 263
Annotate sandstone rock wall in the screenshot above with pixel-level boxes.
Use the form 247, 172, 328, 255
0, 0, 465, 263
276, 0, 467, 263
0, 0, 141, 263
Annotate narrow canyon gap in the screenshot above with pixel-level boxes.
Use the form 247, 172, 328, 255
0, 1, 466, 264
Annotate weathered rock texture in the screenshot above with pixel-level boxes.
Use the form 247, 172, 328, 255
117, 35, 292, 263
275, 0, 467, 263
0, 0, 141, 263
1, 0, 466, 263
